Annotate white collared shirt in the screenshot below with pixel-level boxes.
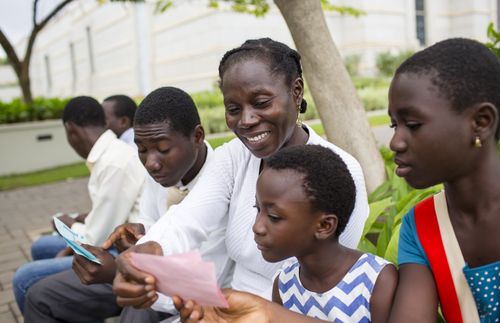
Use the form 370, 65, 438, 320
71, 130, 146, 246
119, 127, 136, 150
137, 142, 234, 314
137, 141, 214, 231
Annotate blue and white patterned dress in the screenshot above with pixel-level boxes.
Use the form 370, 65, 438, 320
278, 253, 390, 322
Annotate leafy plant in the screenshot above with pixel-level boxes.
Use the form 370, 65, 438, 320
358, 147, 442, 264
486, 22, 500, 59
0, 97, 70, 124
376, 50, 414, 78
343, 54, 361, 77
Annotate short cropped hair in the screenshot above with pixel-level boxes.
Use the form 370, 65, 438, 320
134, 87, 201, 137
265, 145, 356, 237
62, 96, 106, 127
103, 95, 137, 123
396, 38, 500, 138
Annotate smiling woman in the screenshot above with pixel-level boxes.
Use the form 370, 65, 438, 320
111, 38, 370, 319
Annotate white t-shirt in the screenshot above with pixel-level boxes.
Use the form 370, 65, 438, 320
71, 130, 146, 246
140, 126, 369, 297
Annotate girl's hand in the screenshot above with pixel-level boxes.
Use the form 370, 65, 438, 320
173, 296, 204, 322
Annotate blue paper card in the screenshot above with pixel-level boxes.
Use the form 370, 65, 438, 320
53, 216, 101, 264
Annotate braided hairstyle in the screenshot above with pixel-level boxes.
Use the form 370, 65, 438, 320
218, 38, 307, 113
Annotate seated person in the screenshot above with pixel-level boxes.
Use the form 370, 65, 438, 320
23, 87, 233, 323
175, 145, 397, 322
102, 94, 137, 148
12, 96, 146, 313
388, 39, 500, 322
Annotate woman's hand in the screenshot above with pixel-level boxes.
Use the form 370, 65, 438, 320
173, 289, 271, 323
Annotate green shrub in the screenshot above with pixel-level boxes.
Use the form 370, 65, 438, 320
376, 50, 414, 77
358, 86, 388, 111
358, 147, 442, 264
191, 90, 224, 109
199, 106, 228, 134
344, 54, 361, 77
0, 97, 70, 124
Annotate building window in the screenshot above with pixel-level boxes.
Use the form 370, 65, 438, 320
69, 42, 77, 89
86, 26, 95, 74
44, 55, 52, 91
415, 0, 426, 46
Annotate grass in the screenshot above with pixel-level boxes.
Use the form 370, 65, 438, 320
0, 162, 89, 191
0, 113, 390, 191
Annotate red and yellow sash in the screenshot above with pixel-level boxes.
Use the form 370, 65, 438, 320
414, 191, 480, 323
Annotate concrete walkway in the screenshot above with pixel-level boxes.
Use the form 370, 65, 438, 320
0, 178, 90, 322
0, 124, 393, 322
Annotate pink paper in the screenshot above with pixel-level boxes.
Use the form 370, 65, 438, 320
130, 250, 229, 308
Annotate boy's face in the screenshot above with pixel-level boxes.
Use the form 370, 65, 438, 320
253, 167, 321, 263
388, 73, 476, 188
134, 122, 201, 187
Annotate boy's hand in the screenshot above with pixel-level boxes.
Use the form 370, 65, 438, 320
72, 244, 116, 284
52, 214, 76, 229
55, 246, 74, 257
74, 213, 88, 223
102, 223, 145, 253
112, 241, 162, 308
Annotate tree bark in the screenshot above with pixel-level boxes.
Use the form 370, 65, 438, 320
274, 0, 386, 193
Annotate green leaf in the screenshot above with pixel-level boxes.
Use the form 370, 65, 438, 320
384, 223, 401, 265
320, 0, 365, 17
154, 0, 173, 13
376, 225, 390, 257
358, 238, 377, 254
363, 197, 392, 236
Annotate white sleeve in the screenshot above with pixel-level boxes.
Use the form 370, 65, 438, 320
336, 150, 370, 249
137, 176, 163, 232
138, 143, 235, 255
72, 166, 145, 246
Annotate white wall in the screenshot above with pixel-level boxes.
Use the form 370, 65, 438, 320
1, 0, 498, 101
0, 120, 81, 176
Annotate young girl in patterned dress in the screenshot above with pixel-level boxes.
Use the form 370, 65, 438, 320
251, 144, 397, 322
389, 38, 500, 322
174, 145, 396, 322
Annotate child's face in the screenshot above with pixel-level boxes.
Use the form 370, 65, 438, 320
388, 73, 476, 188
253, 168, 321, 263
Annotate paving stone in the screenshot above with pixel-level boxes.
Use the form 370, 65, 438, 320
0, 311, 17, 323
0, 178, 90, 320
0, 289, 15, 305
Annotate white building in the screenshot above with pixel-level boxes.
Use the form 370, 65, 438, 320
0, 0, 498, 101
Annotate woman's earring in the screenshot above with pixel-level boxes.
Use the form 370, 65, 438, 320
474, 136, 482, 148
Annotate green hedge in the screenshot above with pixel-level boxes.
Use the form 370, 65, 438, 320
0, 97, 70, 124
0, 79, 388, 132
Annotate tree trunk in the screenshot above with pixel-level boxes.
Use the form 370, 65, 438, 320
20, 61, 33, 105
274, 0, 386, 193
0, 0, 73, 106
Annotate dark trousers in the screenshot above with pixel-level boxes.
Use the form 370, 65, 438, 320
24, 269, 171, 323
24, 269, 120, 323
